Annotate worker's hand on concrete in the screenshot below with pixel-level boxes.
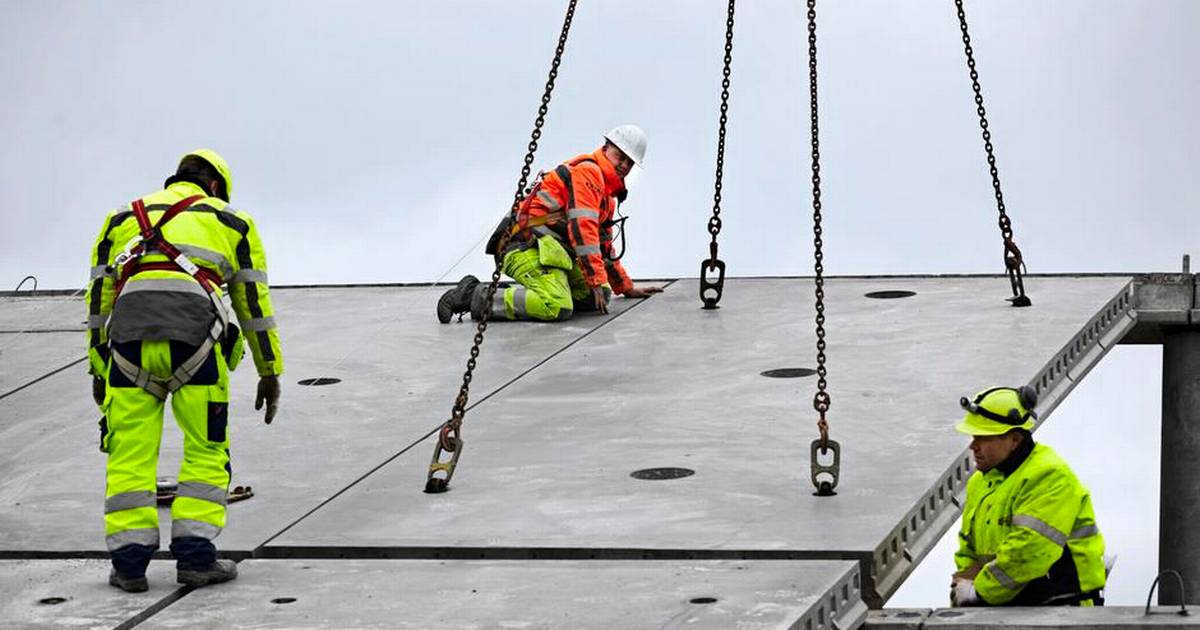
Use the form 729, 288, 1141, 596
592, 286, 609, 314
950, 578, 978, 607
91, 375, 106, 405
622, 286, 663, 299
255, 375, 280, 424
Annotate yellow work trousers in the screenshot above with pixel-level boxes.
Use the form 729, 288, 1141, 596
101, 339, 230, 569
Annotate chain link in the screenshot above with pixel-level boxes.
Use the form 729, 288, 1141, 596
807, 0, 831, 447
954, 0, 1030, 306
707, 0, 735, 255
699, 0, 736, 309
441, 0, 579, 449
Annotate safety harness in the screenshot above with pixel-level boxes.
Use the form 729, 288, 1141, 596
108, 195, 233, 400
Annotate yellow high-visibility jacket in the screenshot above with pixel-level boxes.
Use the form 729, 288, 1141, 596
86, 181, 283, 378
956, 440, 1106, 605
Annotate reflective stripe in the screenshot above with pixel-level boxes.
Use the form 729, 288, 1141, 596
105, 491, 156, 513
532, 226, 560, 241
91, 265, 112, 280
1071, 524, 1100, 539
987, 562, 1020, 590
171, 518, 221, 540
232, 269, 268, 284
537, 190, 562, 212
175, 245, 234, 281
106, 528, 159, 551
177, 481, 228, 506
493, 291, 507, 319
573, 244, 601, 256
1012, 514, 1068, 547
88, 313, 109, 329
242, 316, 276, 332
120, 278, 209, 299
567, 208, 599, 221
512, 288, 527, 318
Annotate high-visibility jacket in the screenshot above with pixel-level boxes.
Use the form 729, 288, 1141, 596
516, 149, 632, 294
86, 180, 283, 378
955, 440, 1106, 605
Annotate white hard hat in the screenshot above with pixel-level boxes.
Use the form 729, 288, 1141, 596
603, 124, 647, 167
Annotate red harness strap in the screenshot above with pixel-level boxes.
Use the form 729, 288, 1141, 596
114, 195, 216, 296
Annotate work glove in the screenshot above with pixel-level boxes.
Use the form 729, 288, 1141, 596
255, 375, 280, 425
92, 375, 106, 406
592, 286, 609, 314
950, 578, 979, 607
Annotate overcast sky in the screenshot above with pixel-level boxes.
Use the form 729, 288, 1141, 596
1, 0, 1194, 608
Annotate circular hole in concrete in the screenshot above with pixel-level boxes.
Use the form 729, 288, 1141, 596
271, 597, 297, 605
690, 597, 718, 605
761, 368, 816, 378
865, 290, 916, 299
38, 597, 67, 605
297, 377, 341, 386
630, 467, 695, 481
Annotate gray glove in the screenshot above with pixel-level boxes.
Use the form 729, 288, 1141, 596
255, 376, 280, 424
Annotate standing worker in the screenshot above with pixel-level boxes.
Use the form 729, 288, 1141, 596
86, 149, 283, 592
437, 125, 662, 323
950, 386, 1107, 607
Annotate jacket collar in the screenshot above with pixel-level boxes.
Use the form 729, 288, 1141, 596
590, 148, 626, 198
995, 432, 1035, 477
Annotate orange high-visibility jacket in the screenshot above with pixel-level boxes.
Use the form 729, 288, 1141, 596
516, 149, 632, 294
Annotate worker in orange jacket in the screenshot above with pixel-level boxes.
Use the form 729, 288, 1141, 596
438, 125, 662, 323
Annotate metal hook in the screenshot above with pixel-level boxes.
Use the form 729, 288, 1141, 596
810, 438, 840, 496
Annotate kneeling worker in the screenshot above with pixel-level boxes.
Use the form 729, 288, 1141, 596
438, 124, 662, 323
951, 385, 1106, 607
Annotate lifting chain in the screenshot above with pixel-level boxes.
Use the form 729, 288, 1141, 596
699, 0, 736, 310
425, 0, 580, 494
954, 0, 1031, 308
807, 0, 840, 497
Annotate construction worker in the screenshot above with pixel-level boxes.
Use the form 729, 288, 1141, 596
438, 124, 662, 323
86, 149, 283, 592
950, 386, 1106, 607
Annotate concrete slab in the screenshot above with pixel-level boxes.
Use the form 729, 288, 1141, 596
139, 559, 866, 630
0, 284, 648, 555
0, 332, 83, 400
0, 559, 180, 630
917, 606, 1200, 628
264, 277, 1133, 605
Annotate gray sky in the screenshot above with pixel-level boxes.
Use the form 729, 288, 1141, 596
1, 0, 1192, 607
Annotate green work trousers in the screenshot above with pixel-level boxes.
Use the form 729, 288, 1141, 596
101, 339, 231, 572
495, 236, 608, 321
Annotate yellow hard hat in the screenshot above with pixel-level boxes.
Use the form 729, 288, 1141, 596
956, 386, 1038, 436
182, 149, 233, 202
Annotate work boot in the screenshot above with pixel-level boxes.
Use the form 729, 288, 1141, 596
177, 558, 238, 587
470, 283, 493, 322
437, 275, 480, 323
109, 569, 149, 593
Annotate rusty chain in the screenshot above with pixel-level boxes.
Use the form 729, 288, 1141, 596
954, 0, 1031, 307
699, 0, 735, 310
426, 0, 579, 493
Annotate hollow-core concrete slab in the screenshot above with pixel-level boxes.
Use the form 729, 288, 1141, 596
138, 559, 866, 630
265, 277, 1133, 604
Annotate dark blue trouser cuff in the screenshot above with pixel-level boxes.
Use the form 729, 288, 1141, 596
111, 543, 157, 578
170, 536, 217, 570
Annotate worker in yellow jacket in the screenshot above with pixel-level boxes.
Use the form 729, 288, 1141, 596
951, 386, 1106, 607
86, 149, 282, 592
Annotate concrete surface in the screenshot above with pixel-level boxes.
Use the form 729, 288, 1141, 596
0, 284, 645, 554
265, 277, 1131, 604
865, 606, 1200, 628
0, 276, 1158, 628
0, 293, 87, 396
135, 559, 865, 630
0, 559, 180, 630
